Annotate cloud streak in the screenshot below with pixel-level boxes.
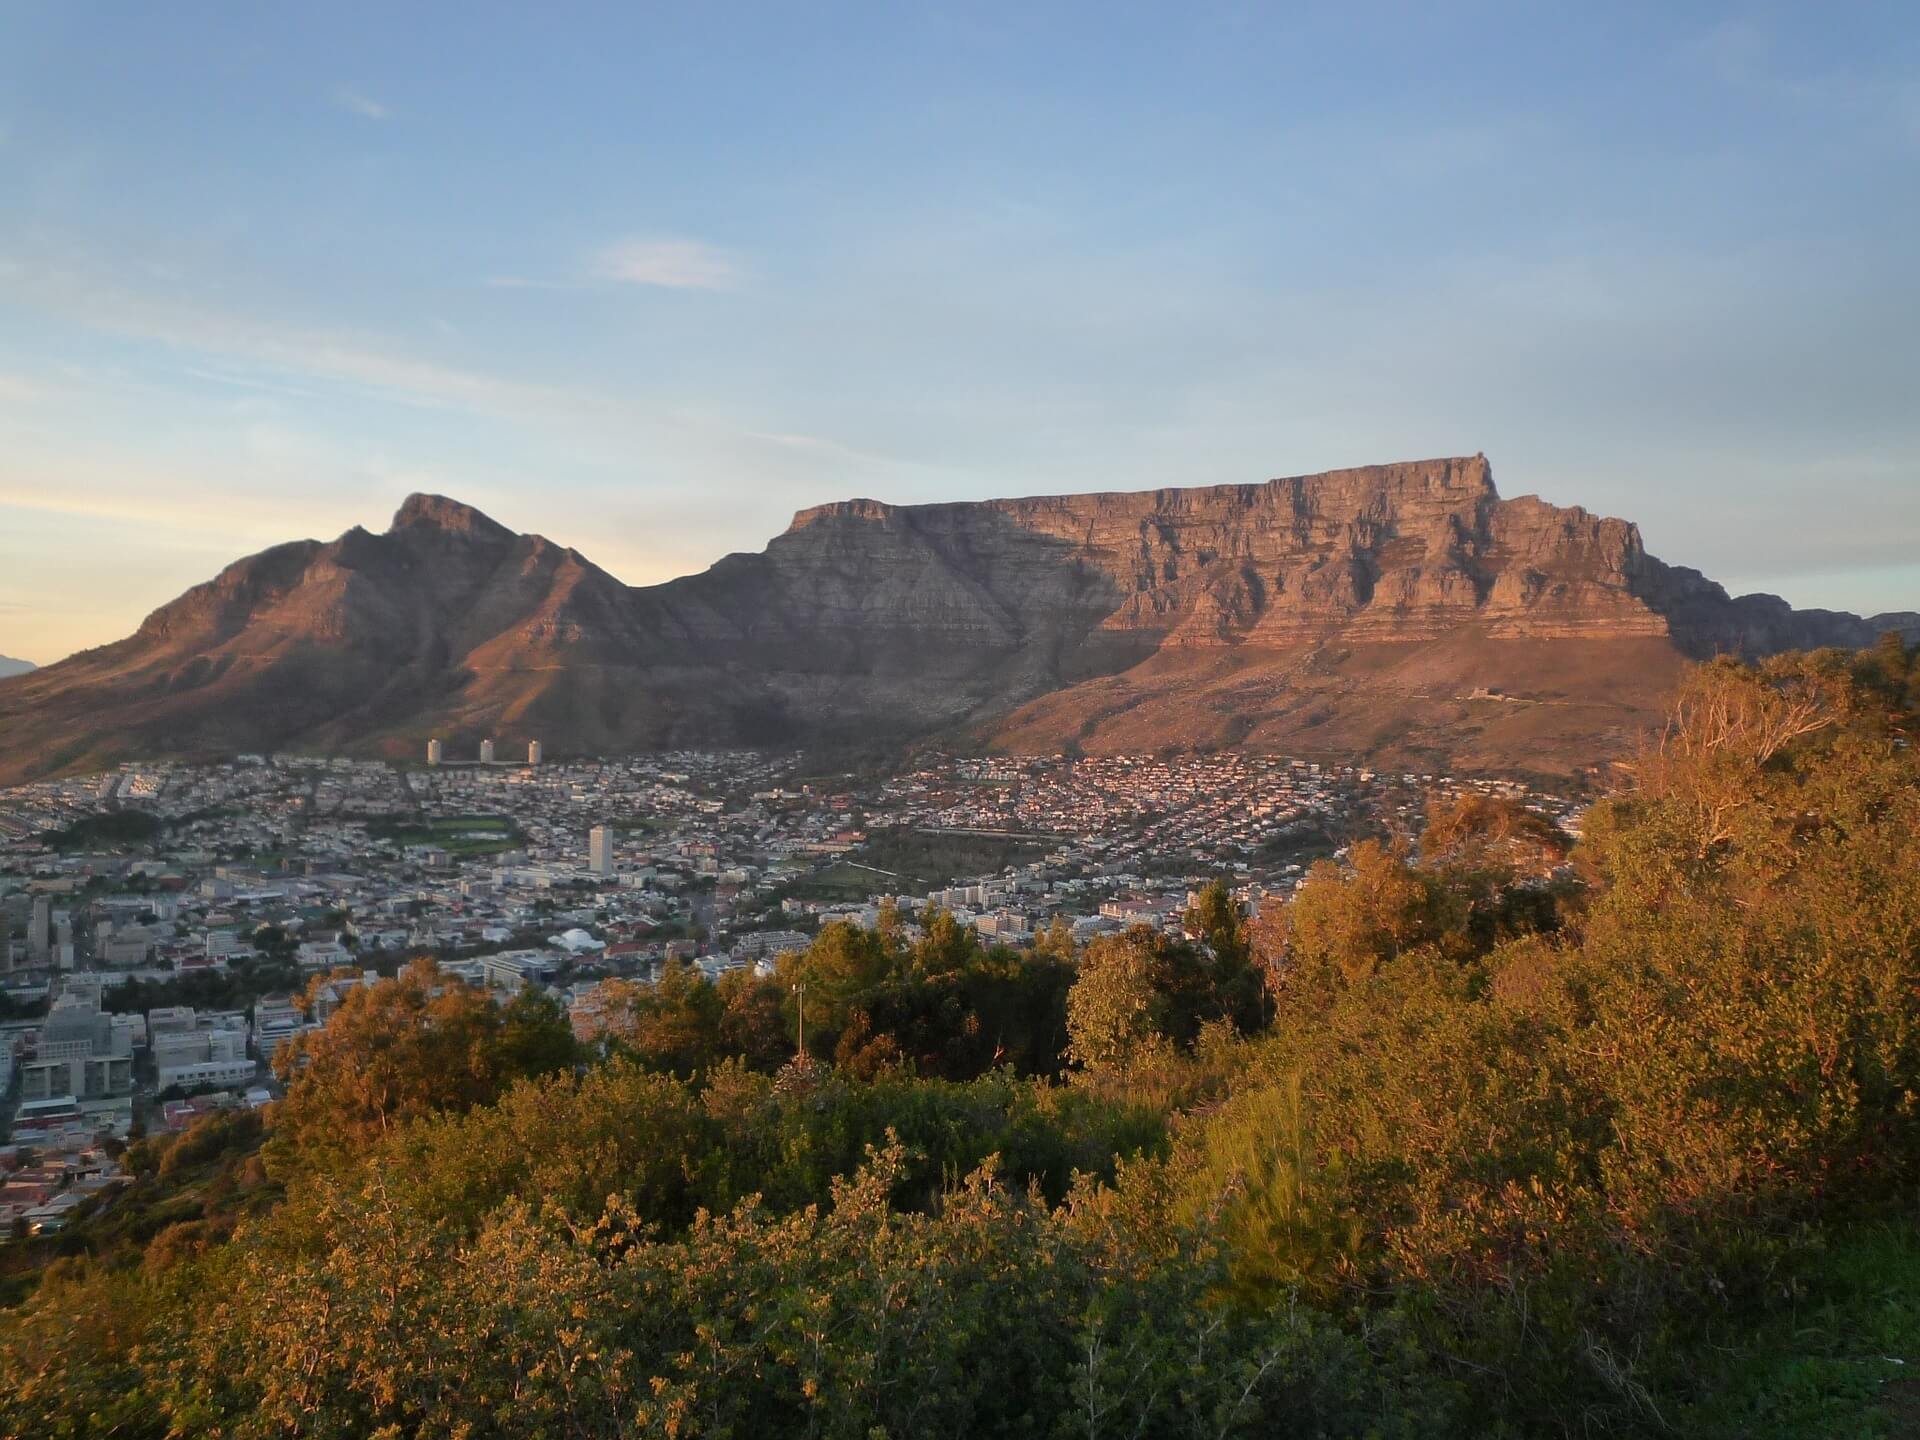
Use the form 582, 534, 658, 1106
333, 87, 389, 121
595, 237, 740, 291
0, 258, 595, 422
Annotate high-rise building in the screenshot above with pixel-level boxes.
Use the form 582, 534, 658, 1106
28, 896, 51, 965
479, 738, 496, 764
589, 826, 613, 876
528, 739, 543, 766
426, 738, 443, 766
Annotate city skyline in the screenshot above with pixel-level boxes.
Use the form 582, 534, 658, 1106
4, 2, 1919, 664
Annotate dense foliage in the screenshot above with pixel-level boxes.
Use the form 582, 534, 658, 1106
4, 641, 1918, 1437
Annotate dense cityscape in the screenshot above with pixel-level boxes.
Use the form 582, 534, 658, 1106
0, 742, 1580, 1233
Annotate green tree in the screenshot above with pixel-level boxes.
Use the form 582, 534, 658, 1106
1033, 914, 1077, 964
266, 958, 576, 1175
717, 966, 793, 1070
1256, 839, 1452, 994
1066, 930, 1171, 1078
598, 958, 724, 1075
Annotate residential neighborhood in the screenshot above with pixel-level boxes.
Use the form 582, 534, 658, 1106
0, 744, 1582, 1232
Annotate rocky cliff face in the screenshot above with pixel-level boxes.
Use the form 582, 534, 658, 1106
766, 456, 1666, 647
0, 456, 1910, 782
682, 455, 1905, 661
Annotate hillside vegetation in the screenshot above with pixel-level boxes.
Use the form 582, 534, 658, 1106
4, 639, 1919, 1437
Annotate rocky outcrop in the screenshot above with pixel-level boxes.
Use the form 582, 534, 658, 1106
768, 457, 1668, 646
0, 456, 1910, 782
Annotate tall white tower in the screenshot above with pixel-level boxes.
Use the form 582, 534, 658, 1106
426, 738, 444, 767
528, 739, 543, 766
479, 738, 496, 764
589, 826, 613, 876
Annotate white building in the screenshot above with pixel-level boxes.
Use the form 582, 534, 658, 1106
427, 738, 444, 767
147, 1004, 197, 1039
731, 929, 810, 961
479, 738, 496, 764
40, 994, 125, 1062
589, 826, 613, 876
252, 994, 310, 1061
975, 911, 1032, 939
549, 928, 605, 956
156, 1027, 254, 1091
296, 938, 352, 969
483, 951, 555, 993
528, 739, 543, 765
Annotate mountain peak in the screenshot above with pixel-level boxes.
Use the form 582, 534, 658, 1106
1, 455, 1912, 787
389, 493, 513, 540
787, 498, 895, 532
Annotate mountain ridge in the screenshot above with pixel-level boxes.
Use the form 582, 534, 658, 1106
1, 456, 1912, 783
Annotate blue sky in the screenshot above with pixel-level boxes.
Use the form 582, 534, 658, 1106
1, 2, 1916, 663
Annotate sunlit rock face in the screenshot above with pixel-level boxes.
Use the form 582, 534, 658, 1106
2, 456, 1912, 782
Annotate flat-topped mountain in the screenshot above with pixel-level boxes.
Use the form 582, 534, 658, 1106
1, 456, 1912, 783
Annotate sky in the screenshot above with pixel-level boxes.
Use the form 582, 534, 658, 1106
1, 2, 1917, 665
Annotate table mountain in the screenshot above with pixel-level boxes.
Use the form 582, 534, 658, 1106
1, 456, 1911, 782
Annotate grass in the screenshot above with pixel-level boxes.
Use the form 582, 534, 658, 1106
609, 815, 675, 835
778, 828, 1052, 903
366, 814, 525, 857
1676, 1221, 1920, 1439
848, 827, 1049, 889
41, 810, 163, 852
785, 863, 891, 901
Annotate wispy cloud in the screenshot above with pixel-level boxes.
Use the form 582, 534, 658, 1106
333, 87, 389, 121
595, 237, 740, 291
745, 430, 911, 471
0, 258, 592, 422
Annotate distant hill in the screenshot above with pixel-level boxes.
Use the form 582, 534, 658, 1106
0, 654, 35, 679
0, 455, 1912, 784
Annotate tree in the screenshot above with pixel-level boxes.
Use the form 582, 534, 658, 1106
717, 967, 792, 1070
796, 920, 897, 1035
912, 905, 975, 979
1032, 915, 1077, 965
1257, 840, 1450, 994
1186, 879, 1250, 969
266, 958, 576, 1175
1419, 793, 1569, 877
1066, 930, 1171, 1077
1573, 653, 1920, 1227
1185, 879, 1269, 1034
1864, 629, 1917, 715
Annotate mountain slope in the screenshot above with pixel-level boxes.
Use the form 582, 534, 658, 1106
0, 655, 34, 679
0, 456, 1911, 783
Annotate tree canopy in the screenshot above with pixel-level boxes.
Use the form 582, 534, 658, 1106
6, 642, 1920, 1438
